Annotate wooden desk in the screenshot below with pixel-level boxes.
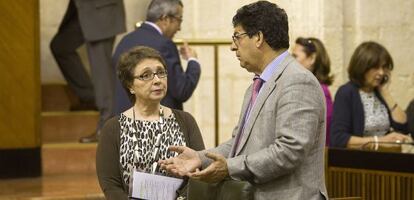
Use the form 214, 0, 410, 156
326, 148, 414, 200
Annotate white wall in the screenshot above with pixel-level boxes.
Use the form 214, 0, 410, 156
40, 0, 414, 148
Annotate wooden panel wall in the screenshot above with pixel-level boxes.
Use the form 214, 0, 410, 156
0, 0, 40, 148
327, 167, 414, 200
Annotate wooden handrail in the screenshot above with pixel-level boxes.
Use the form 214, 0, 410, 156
174, 39, 232, 45
174, 39, 232, 146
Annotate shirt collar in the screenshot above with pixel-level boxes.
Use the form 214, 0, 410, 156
145, 21, 163, 35
259, 50, 288, 82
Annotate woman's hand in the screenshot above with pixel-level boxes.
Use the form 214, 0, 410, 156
380, 132, 412, 143
378, 71, 391, 95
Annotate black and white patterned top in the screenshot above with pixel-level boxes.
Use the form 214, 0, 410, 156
118, 112, 186, 185
359, 90, 390, 136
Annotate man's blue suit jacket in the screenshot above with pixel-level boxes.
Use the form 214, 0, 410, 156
112, 23, 201, 114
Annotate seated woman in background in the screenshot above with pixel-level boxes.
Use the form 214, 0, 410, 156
96, 46, 205, 199
330, 41, 410, 149
293, 37, 334, 146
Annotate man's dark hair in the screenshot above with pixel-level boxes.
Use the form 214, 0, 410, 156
232, 1, 289, 50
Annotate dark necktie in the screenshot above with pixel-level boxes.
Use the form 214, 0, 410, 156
231, 76, 264, 157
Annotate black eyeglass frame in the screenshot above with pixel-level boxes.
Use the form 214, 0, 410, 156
232, 32, 249, 44
133, 70, 168, 81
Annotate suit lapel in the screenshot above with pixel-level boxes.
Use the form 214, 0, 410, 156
235, 55, 294, 155
228, 84, 252, 157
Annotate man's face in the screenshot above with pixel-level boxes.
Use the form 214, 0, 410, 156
164, 5, 183, 39
230, 25, 258, 73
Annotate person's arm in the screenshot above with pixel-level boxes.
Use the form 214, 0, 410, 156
322, 84, 333, 145
347, 132, 411, 149
96, 118, 128, 200
226, 73, 324, 184
161, 41, 201, 103
323, 85, 333, 127
180, 111, 205, 151
330, 85, 354, 148
331, 86, 375, 148
346, 135, 376, 148
379, 86, 407, 124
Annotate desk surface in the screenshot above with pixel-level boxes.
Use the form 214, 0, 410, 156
328, 148, 414, 173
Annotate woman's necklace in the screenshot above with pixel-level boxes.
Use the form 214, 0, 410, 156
132, 106, 164, 172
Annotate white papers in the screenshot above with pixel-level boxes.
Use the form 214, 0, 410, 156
131, 170, 184, 200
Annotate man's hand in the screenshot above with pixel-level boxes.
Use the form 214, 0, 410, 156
179, 42, 197, 60
189, 152, 229, 183
159, 146, 201, 177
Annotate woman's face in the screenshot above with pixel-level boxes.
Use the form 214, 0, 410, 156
292, 44, 315, 71
130, 59, 167, 104
363, 66, 389, 89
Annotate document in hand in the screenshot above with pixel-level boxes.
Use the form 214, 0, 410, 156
130, 170, 184, 200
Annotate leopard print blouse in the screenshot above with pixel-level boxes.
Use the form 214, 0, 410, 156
118, 112, 186, 186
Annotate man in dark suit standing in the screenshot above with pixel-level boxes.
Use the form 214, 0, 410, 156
112, 0, 201, 114
50, 0, 126, 143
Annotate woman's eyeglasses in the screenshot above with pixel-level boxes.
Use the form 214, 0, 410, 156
134, 70, 168, 81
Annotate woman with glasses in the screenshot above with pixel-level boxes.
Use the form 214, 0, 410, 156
96, 46, 205, 199
330, 41, 410, 149
292, 37, 334, 146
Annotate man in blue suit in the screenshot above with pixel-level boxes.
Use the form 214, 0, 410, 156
112, 0, 201, 114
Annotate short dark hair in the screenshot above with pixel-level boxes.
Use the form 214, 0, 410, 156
295, 37, 334, 85
146, 0, 183, 22
232, 1, 289, 50
348, 41, 393, 87
117, 46, 167, 103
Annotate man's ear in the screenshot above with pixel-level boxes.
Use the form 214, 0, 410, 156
255, 31, 264, 48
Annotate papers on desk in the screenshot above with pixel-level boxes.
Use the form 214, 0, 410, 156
130, 170, 184, 200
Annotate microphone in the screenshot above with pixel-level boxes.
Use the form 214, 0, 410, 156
151, 134, 163, 174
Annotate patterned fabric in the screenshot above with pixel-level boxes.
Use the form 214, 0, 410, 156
118, 113, 186, 185
359, 90, 390, 136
